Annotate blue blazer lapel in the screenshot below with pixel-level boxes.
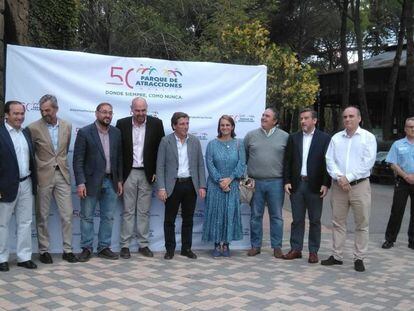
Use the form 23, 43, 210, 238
0, 125, 17, 160
308, 129, 319, 158
91, 125, 105, 159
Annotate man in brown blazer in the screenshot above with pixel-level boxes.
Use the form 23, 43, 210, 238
28, 94, 77, 263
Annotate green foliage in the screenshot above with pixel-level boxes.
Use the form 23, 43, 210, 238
198, 21, 319, 109
29, 0, 80, 49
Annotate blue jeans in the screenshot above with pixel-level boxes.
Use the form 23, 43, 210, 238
250, 178, 284, 249
80, 177, 118, 252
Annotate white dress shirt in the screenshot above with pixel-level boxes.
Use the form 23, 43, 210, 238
132, 118, 146, 168
325, 126, 377, 182
175, 134, 190, 178
300, 129, 315, 176
5, 122, 30, 178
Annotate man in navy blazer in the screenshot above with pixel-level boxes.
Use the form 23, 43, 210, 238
283, 108, 331, 263
0, 101, 38, 271
116, 97, 165, 259
73, 102, 123, 262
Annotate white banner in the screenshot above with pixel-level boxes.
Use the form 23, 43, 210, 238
5, 44, 267, 253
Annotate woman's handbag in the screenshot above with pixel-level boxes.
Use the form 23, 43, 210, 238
239, 176, 255, 204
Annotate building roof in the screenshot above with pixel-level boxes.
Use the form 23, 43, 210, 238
321, 49, 407, 75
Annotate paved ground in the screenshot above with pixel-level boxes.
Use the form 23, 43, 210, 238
1, 183, 414, 310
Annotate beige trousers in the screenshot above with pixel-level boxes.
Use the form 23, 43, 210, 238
120, 169, 153, 248
36, 170, 73, 253
331, 179, 371, 261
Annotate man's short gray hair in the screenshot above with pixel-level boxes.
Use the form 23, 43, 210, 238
39, 94, 58, 109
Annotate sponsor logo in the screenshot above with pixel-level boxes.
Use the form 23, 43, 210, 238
25, 102, 40, 112
106, 64, 183, 90
190, 132, 208, 141
230, 114, 255, 123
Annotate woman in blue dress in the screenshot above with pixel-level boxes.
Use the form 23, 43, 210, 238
202, 115, 246, 257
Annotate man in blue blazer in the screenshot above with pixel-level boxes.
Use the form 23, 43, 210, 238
0, 101, 38, 271
156, 112, 206, 260
73, 102, 123, 262
283, 108, 331, 263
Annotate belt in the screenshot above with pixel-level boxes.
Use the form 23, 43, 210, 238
105, 173, 113, 179
132, 167, 144, 170
349, 178, 367, 186
176, 177, 192, 183
300, 175, 308, 181
19, 175, 30, 182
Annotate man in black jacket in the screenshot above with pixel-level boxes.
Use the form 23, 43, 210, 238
283, 108, 331, 263
116, 97, 165, 259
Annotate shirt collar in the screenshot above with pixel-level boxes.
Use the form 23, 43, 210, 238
302, 128, 315, 136
342, 126, 362, 137
46, 119, 59, 129
174, 133, 188, 143
95, 121, 109, 134
261, 126, 276, 137
132, 117, 146, 128
5, 121, 22, 133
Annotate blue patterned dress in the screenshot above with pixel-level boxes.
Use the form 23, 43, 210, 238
202, 138, 246, 243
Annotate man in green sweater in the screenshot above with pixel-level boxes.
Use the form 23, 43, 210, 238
244, 107, 289, 258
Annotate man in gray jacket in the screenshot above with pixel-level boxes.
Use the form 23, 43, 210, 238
156, 112, 206, 260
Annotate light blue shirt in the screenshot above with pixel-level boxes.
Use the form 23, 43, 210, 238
386, 137, 414, 174
47, 121, 59, 152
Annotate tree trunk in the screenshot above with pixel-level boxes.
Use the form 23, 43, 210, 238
353, 0, 372, 130
0, 0, 4, 122
406, 0, 414, 117
383, 0, 406, 141
339, 0, 350, 110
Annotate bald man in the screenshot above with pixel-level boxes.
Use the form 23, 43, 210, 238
116, 97, 165, 259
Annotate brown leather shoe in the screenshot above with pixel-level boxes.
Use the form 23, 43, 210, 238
247, 247, 261, 256
273, 248, 283, 258
308, 252, 319, 263
282, 249, 302, 260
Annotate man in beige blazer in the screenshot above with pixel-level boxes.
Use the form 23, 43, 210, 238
28, 94, 77, 263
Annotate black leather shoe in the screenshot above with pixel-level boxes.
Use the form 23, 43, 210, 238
98, 248, 119, 260
0, 262, 9, 272
382, 241, 394, 249
354, 259, 365, 272
139, 247, 154, 257
321, 255, 343, 266
77, 248, 92, 262
164, 252, 174, 260
120, 247, 131, 259
17, 260, 37, 269
62, 252, 78, 263
39, 252, 53, 264
181, 249, 197, 259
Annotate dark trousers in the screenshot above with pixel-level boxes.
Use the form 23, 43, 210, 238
289, 180, 323, 253
164, 180, 197, 252
385, 179, 414, 244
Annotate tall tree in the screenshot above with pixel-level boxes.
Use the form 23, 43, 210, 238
383, 0, 406, 140
350, 0, 372, 130
29, 0, 79, 49
406, 0, 414, 117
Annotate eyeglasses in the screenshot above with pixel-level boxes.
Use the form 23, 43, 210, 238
97, 110, 113, 116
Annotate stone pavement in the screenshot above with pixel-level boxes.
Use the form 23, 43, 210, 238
1, 231, 413, 310
1, 183, 414, 310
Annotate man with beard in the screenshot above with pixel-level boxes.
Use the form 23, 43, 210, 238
73, 102, 123, 262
